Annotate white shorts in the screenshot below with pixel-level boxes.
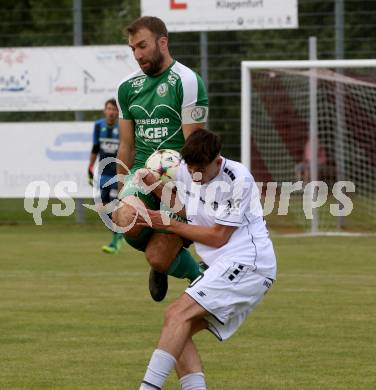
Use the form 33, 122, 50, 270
185, 258, 274, 341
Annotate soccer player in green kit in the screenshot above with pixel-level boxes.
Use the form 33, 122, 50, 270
114, 16, 208, 301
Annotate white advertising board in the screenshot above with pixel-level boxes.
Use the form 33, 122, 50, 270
0, 122, 95, 198
141, 0, 298, 32
0, 45, 139, 111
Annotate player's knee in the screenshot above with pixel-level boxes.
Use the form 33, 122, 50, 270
146, 254, 167, 272
145, 235, 181, 269
164, 301, 183, 328
112, 207, 120, 225
113, 202, 130, 225
113, 197, 140, 233
145, 246, 168, 272
164, 300, 196, 331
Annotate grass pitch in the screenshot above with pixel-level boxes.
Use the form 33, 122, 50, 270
0, 225, 375, 389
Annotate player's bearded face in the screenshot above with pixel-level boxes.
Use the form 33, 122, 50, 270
140, 40, 163, 76
140, 39, 164, 76
130, 29, 166, 76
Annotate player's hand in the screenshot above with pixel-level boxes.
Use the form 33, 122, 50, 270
137, 208, 172, 230
133, 168, 159, 190
88, 164, 94, 186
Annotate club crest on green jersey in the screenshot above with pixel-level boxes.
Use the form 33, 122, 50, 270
167, 73, 178, 86
157, 83, 168, 97
191, 106, 207, 122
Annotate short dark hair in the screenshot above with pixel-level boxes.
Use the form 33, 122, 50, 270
181, 129, 221, 167
105, 98, 117, 109
127, 16, 168, 39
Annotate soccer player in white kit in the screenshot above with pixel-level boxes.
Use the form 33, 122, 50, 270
136, 129, 277, 390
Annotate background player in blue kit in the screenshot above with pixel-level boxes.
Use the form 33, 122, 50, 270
88, 98, 125, 254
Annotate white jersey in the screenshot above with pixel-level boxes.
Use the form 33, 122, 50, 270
176, 157, 277, 280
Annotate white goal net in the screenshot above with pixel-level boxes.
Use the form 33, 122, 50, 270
241, 60, 376, 233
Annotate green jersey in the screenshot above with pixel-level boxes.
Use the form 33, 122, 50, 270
117, 60, 208, 170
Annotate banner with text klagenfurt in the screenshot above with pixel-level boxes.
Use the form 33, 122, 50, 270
141, 0, 298, 32
0, 46, 139, 111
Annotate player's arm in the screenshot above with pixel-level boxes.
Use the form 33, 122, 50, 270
141, 210, 236, 248
181, 72, 208, 140
182, 122, 206, 140
88, 123, 100, 186
169, 220, 236, 248
87, 148, 98, 186
133, 169, 186, 217
89, 149, 98, 167
117, 118, 135, 191
88, 147, 98, 172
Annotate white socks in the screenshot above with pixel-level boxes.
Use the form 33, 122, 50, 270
142, 349, 176, 389
139, 383, 159, 390
180, 372, 206, 390
141, 349, 206, 389
139, 383, 160, 390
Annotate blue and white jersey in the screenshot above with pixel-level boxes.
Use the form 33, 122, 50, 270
92, 118, 120, 177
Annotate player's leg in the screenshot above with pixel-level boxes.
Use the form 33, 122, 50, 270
114, 181, 202, 300
113, 195, 151, 239
113, 193, 163, 255
114, 169, 159, 251
113, 195, 178, 301
140, 294, 208, 389
158, 294, 208, 357
176, 339, 206, 390
145, 232, 201, 302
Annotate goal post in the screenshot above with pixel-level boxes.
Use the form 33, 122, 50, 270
241, 59, 376, 233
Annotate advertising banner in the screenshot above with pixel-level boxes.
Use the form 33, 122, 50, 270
0, 45, 139, 111
141, 0, 298, 32
0, 122, 95, 198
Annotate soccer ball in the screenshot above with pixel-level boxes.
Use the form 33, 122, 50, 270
145, 149, 181, 183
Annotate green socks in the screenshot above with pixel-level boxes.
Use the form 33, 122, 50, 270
114, 232, 124, 241
167, 248, 201, 282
